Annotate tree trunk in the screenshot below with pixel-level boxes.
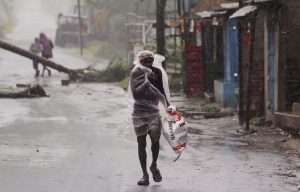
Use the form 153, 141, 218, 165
156, 0, 167, 69
0, 40, 79, 80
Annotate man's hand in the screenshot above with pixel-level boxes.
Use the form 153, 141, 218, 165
167, 104, 176, 113
148, 72, 158, 82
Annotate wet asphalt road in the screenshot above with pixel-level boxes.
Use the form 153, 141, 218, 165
0, 0, 300, 191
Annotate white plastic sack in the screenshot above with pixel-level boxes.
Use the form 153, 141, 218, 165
162, 110, 188, 161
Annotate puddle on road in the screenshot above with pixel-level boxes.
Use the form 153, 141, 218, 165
187, 125, 260, 152
0, 143, 70, 168
188, 127, 203, 135
0, 100, 29, 127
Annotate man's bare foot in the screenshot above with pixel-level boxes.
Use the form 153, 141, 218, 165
137, 175, 149, 186
150, 166, 162, 182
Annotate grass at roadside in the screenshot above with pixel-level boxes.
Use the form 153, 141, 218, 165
118, 76, 130, 90
0, 22, 15, 37
64, 40, 126, 63
201, 103, 221, 113
73, 40, 185, 94
85, 40, 127, 60
169, 75, 183, 92
80, 57, 132, 83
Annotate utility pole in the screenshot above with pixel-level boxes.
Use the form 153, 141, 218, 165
238, 0, 244, 127
179, 0, 185, 47
156, 0, 167, 69
245, 14, 257, 131
174, 0, 177, 74
77, 0, 83, 56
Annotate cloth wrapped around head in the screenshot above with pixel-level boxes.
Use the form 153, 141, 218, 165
138, 50, 154, 61
133, 50, 154, 65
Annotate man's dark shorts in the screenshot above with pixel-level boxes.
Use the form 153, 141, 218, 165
132, 115, 162, 142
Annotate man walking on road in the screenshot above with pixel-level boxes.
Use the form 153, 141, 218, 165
129, 50, 170, 186
39, 32, 53, 77
29, 37, 42, 77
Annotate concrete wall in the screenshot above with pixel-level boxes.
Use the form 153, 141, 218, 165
278, 0, 300, 111
214, 80, 238, 108
214, 80, 224, 105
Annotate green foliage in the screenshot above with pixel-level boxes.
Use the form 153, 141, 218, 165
86, 41, 103, 57
169, 75, 183, 92
118, 76, 130, 90
84, 0, 175, 59
165, 39, 183, 63
0, 0, 15, 37
144, 39, 184, 92
143, 43, 157, 53
86, 40, 126, 59
81, 57, 132, 82
201, 103, 221, 113
0, 23, 14, 37
83, 0, 184, 91
109, 14, 128, 42
86, 0, 136, 13
144, 39, 183, 65
86, 0, 174, 15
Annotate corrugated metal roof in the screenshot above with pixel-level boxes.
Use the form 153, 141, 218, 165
255, 0, 273, 2
193, 0, 237, 12
220, 2, 239, 9
196, 10, 227, 18
244, 0, 273, 3
229, 5, 257, 19
62, 13, 89, 20
196, 11, 214, 18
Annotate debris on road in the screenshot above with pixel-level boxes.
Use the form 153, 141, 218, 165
276, 171, 297, 178
0, 84, 48, 98
61, 80, 70, 86
16, 84, 31, 88
203, 112, 235, 119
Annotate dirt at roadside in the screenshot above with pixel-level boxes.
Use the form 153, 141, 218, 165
171, 93, 300, 160
243, 124, 300, 158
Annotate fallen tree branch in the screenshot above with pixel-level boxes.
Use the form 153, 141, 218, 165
0, 85, 48, 98
0, 40, 80, 80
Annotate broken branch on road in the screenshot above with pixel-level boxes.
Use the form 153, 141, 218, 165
0, 40, 80, 80
0, 84, 48, 98
0, 40, 131, 83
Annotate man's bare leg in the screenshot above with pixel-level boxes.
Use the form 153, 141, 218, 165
150, 136, 162, 182
137, 134, 149, 185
